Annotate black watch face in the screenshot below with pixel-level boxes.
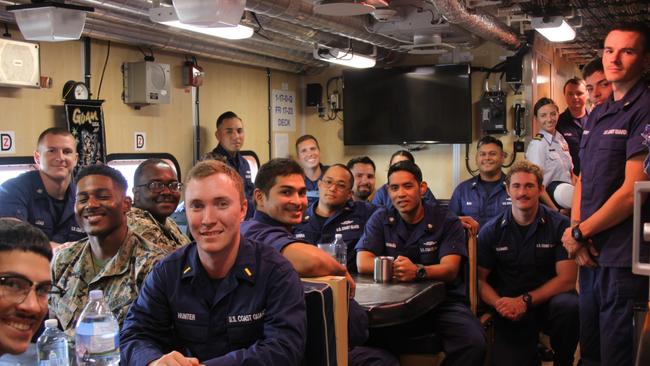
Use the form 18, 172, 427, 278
572, 227, 581, 240
416, 267, 426, 279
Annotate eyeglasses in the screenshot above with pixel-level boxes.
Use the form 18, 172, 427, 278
136, 181, 183, 193
0, 275, 64, 305
321, 179, 349, 192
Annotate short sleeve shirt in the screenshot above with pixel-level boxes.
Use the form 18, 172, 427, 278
448, 174, 511, 228
526, 129, 573, 186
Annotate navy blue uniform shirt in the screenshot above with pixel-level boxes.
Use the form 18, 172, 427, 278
355, 203, 467, 300
0, 170, 84, 243
211, 144, 255, 219
477, 205, 570, 297
449, 174, 511, 228
304, 163, 328, 207
557, 108, 588, 175
120, 237, 306, 366
371, 183, 438, 208
579, 80, 650, 266
294, 199, 378, 273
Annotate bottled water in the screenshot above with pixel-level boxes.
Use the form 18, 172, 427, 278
37, 318, 70, 366
333, 233, 347, 267
75, 290, 120, 366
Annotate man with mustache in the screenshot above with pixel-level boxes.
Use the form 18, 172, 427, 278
241, 158, 399, 366
557, 78, 589, 175
211, 111, 255, 219
582, 57, 613, 107
449, 136, 511, 234
49, 164, 167, 334
356, 160, 485, 366
0, 127, 84, 245
294, 164, 378, 273
128, 159, 189, 252
562, 23, 650, 366
477, 161, 579, 366
347, 156, 377, 202
0, 219, 53, 357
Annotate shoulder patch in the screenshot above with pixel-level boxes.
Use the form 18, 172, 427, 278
533, 133, 544, 141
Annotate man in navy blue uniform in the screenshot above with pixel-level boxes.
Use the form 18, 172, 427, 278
241, 158, 399, 366
582, 57, 613, 107
211, 111, 255, 219
478, 161, 579, 366
296, 135, 328, 207
449, 136, 510, 234
356, 160, 485, 366
347, 156, 377, 202
294, 164, 378, 273
557, 78, 589, 175
120, 160, 306, 366
562, 23, 650, 366
0, 127, 84, 245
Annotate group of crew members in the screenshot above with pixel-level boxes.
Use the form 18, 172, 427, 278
0, 22, 648, 366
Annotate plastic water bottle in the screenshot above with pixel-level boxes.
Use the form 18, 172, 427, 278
37, 319, 70, 366
75, 290, 120, 365
333, 233, 347, 267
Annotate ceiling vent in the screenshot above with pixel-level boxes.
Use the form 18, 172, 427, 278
313, 1, 376, 16
401, 34, 455, 55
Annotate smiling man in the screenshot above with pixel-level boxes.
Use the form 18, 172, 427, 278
356, 160, 485, 365
50, 164, 166, 335
120, 160, 306, 366
347, 156, 377, 202
128, 159, 189, 252
0, 218, 53, 357
0, 127, 84, 245
557, 78, 589, 175
477, 161, 578, 366
449, 136, 510, 234
295, 135, 328, 206
582, 57, 613, 107
561, 23, 650, 366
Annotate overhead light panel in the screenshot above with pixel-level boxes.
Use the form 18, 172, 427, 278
172, 0, 245, 27
313, 47, 376, 69
532, 16, 575, 42
149, 7, 253, 40
313, 1, 376, 16
7, 1, 94, 42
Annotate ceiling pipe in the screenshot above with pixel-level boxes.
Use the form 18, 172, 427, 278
429, 0, 522, 50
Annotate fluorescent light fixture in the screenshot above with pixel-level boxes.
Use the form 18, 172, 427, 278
172, 0, 245, 27
7, 1, 94, 42
149, 7, 253, 40
313, 47, 376, 69
314, 1, 376, 17
532, 16, 575, 42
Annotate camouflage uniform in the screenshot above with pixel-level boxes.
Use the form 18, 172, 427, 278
50, 231, 168, 336
127, 207, 189, 252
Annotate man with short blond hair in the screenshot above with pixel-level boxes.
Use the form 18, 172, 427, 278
557, 77, 588, 175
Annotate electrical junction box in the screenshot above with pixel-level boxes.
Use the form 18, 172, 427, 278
122, 61, 170, 105
183, 62, 203, 87
0, 38, 40, 88
480, 91, 508, 134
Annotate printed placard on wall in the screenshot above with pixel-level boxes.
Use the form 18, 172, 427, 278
271, 89, 296, 132
65, 101, 106, 168
135, 132, 146, 151
0, 131, 15, 154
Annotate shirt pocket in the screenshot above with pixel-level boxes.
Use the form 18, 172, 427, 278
226, 319, 264, 349
174, 319, 209, 343
534, 244, 556, 268
494, 245, 517, 267
596, 137, 628, 182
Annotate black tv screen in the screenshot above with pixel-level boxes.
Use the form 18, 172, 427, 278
343, 64, 472, 145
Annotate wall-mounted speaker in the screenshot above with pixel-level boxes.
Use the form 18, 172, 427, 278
0, 39, 40, 88
122, 61, 170, 105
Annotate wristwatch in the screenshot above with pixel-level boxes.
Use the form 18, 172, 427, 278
522, 293, 533, 308
572, 224, 587, 243
416, 264, 427, 281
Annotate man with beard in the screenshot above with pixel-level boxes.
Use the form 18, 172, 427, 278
557, 78, 589, 175
449, 136, 511, 234
347, 156, 377, 202
128, 159, 189, 252
477, 161, 579, 366
582, 57, 613, 107
0, 219, 53, 357
241, 158, 399, 366
0, 127, 84, 245
356, 161, 486, 366
120, 160, 306, 366
294, 164, 378, 273
211, 111, 255, 219
295, 135, 328, 207
49, 165, 166, 334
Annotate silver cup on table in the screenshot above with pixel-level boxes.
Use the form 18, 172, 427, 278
373, 256, 394, 283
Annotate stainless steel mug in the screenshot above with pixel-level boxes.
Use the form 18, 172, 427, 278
373, 256, 394, 283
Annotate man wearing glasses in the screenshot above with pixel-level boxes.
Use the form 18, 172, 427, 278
294, 164, 378, 273
128, 159, 189, 252
50, 165, 167, 335
0, 218, 56, 356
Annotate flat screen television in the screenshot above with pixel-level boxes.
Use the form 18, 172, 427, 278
342, 64, 472, 145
